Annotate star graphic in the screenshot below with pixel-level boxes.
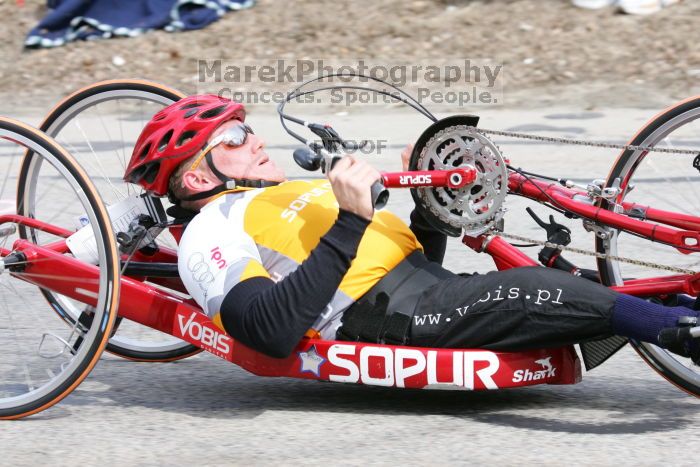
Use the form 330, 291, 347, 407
298, 345, 326, 377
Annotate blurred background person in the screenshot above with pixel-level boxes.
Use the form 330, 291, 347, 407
572, 0, 680, 14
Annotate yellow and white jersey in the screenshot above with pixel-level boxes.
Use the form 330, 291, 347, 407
178, 179, 422, 339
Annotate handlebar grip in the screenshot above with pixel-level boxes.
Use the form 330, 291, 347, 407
551, 254, 579, 274
293, 148, 321, 171
371, 181, 389, 210
658, 326, 691, 348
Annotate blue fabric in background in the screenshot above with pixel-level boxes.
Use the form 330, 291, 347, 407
26, 0, 255, 48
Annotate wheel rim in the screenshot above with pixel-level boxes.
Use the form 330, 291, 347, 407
599, 103, 700, 393
37, 82, 193, 358
0, 120, 118, 415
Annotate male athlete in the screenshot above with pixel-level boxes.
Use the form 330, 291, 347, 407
124, 94, 699, 363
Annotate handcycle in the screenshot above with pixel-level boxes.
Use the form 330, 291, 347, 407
0, 76, 699, 420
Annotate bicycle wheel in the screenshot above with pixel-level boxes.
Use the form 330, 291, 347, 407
597, 96, 700, 396
31, 79, 200, 362
0, 117, 120, 419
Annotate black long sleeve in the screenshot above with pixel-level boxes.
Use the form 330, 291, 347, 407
409, 209, 446, 265
220, 209, 370, 358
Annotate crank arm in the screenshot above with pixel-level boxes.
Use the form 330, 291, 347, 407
382, 168, 477, 189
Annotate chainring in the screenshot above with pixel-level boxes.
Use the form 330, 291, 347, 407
410, 122, 508, 236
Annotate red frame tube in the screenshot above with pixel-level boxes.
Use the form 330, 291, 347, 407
0, 214, 73, 238
621, 202, 700, 232
382, 168, 476, 189
508, 173, 700, 254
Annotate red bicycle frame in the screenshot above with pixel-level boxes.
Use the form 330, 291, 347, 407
0, 202, 578, 391
2, 164, 698, 391
379, 168, 700, 299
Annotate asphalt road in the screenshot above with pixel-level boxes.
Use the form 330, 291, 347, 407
1, 104, 699, 466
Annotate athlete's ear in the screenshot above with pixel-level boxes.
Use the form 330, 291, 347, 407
182, 169, 218, 192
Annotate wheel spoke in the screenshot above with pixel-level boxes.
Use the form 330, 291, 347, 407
0, 146, 18, 202
94, 104, 128, 172
1, 285, 36, 393
73, 118, 126, 199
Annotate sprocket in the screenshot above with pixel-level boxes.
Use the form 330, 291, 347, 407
411, 123, 508, 236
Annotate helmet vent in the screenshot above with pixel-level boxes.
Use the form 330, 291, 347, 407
176, 130, 197, 148
139, 142, 151, 160
143, 162, 160, 183
184, 109, 198, 118
180, 102, 204, 110
199, 105, 227, 119
158, 129, 174, 152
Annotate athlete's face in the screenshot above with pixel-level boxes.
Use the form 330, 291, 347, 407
207, 119, 286, 183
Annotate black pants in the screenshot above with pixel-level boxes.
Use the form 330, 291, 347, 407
407, 266, 618, 351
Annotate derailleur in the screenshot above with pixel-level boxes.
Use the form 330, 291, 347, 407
561, 177, 623, 201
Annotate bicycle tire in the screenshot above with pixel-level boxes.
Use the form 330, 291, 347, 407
0, 117, 120, 419
596, 96, 700, 396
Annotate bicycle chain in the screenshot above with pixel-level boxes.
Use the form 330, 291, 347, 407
472, 127, 700, 155
491, 231, 697, 275
464, 126, 700, 274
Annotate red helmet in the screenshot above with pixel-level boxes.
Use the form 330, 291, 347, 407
124, 94, 245, 196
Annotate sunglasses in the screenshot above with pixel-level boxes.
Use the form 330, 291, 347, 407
190, 122, 255, 170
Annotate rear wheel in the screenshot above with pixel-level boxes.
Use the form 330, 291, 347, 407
31, 79, 200, 362
597, 96, 700, 396
0, 117, 120, 419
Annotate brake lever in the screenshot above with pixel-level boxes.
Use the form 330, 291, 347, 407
526, 207, 571, 244
309, 123, 343, 152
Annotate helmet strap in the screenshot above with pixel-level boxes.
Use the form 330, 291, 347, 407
205, 151, 234, 184
175, 150, 279, 203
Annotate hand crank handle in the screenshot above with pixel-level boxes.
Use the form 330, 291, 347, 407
371, 180, 389, 210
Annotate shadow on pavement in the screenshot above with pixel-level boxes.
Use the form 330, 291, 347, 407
49, 353, 700, 435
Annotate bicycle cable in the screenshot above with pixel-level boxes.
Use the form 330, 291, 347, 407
277, 72, 438, 149
275, 73, 700, 273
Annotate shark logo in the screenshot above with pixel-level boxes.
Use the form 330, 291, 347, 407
534, 357, 553, 374
512, 356, 557, 383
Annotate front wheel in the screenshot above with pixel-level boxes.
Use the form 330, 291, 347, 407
0, 118, 120, 419
597, 96, 700, 396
